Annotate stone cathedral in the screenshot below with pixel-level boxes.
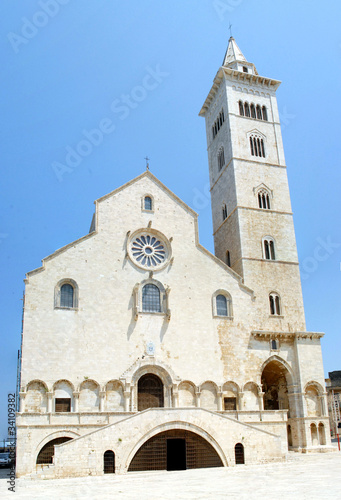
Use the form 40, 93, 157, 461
16, 37, 332, 478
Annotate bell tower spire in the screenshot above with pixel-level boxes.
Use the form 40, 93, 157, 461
222, 36, 258, 75
199, 37, 306, 332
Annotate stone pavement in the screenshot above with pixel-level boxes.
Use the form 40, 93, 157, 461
1, 451, 340, 500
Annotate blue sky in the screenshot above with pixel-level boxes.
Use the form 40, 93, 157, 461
1, 1, 340, 438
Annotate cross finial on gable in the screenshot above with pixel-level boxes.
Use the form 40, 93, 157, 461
144, 156, 150, 170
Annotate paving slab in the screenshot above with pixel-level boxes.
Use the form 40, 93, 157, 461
1, 451, 340, 500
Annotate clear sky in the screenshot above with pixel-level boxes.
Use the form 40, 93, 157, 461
1, 1, 340, 438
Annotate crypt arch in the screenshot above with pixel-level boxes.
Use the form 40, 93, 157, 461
125, 421, 227, 472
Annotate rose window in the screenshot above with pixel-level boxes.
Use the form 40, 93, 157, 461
131, 234, 167, 268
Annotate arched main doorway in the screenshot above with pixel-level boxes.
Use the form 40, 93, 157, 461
261, 360, 290, 411
36, 437, 73, 464
138, 374, 164, 411
128, 429, 223, 471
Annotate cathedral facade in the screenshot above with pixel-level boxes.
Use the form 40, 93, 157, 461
16, 37, 332, 478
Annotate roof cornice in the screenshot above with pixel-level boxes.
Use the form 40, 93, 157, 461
199, 67, 281, 117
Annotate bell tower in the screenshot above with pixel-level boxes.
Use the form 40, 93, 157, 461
199, 37, 306, 331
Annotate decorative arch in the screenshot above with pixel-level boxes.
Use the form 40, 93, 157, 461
178, 381, 196, 407
131, 363, 174, 388
26, 379, 48, 392
200, 381, 219, 410
53, 380, 74, 413
303, 380, 325, 394
105, 380, 125, 411
223, 381, 240, 410
243, 381, 260, 410
79, 379, 100, 412
261, 356, 294, 412
124, 421, 228, 472
25, 380, 48, 413
304, 383, 323, 417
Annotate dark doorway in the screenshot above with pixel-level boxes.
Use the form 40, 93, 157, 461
167, 438, 186, 471
138, 374, 164, 411
234, 443, 245, 464
103, 450, 115, 474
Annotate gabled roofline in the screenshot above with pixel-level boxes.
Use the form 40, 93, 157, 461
199, 67, 281, 117
97, 170, 198, 218
24, 171, 197, 284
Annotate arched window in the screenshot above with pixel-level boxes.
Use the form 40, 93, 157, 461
251, 103, 256, 119
249, 134, 265, 158
104, 450, 115, 474
222, 204, 227, 221
263, 237, 275, 260
256, 104, 262, 119
226, 250, 231, 267
216, 295, 227, 316
244, 102, 250, 117
212, 126, 215, 139
262, 106, 268, 121
271, 339, 278, 350
214, 293, 232, 317
239, 100, 244, 116
269, 293, 281, 316
55, 279, 78, 310
144, 196, 152, 211
60, 284, 74, 308
218, 147, 225, 171
142, 284, 161, 313
258, 189, 270, 209
235, 443, 245, 464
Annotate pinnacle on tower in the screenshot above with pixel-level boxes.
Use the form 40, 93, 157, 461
222, 36, 258, 75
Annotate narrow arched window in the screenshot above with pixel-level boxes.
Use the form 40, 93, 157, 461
244, 102, 250, 117
218, 147, 225, 171
269, 293, 281, 315
239, 100, 244, 116
215, 123, 217, 136
212, 126, 215, 139
144, 196, 152, 211
263, 238, 275, 260
216, 295, 228, 316
60, 284, 74, 308
271, 339, 278, 350
262, 106, 268, 121
222, 204, 227, 221
142, 284, 161, 313
250, 137, 254, 156
251, 104, 256, 119
256, 105, 262, 119
261, 139, 265, 157
221, 109, 225, 122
